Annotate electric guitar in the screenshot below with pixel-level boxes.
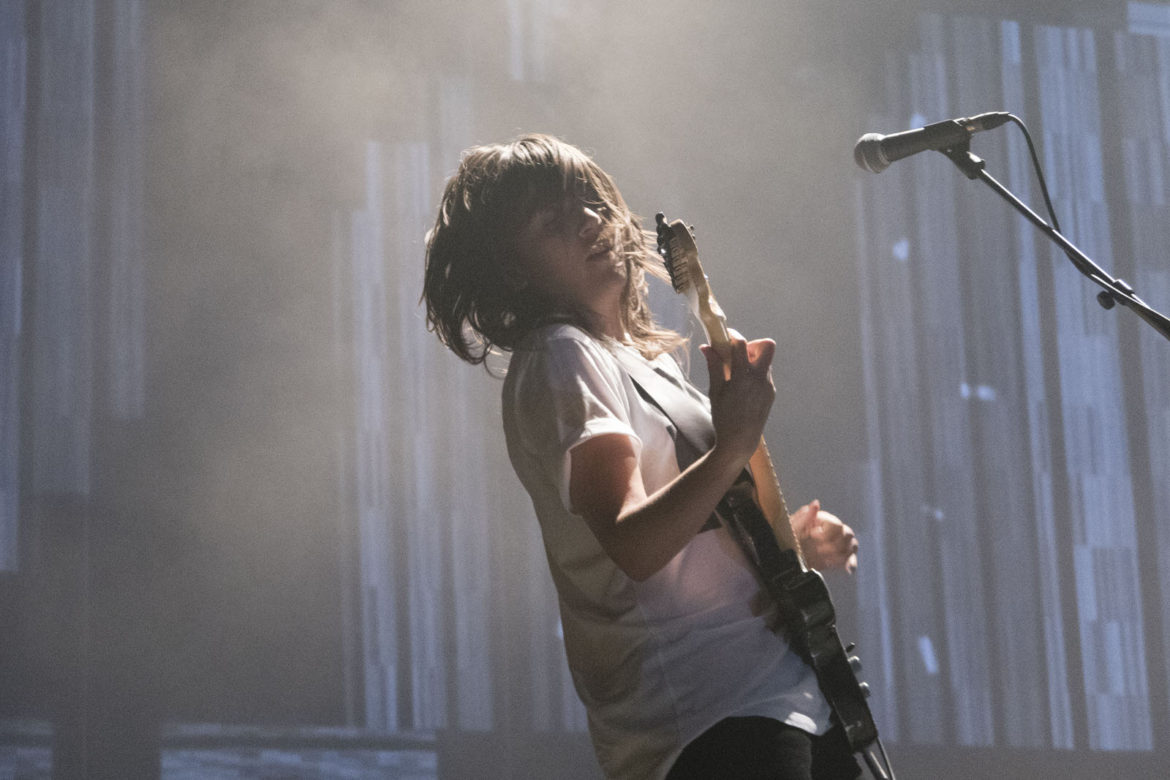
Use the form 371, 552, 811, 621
655, 213, 893, 778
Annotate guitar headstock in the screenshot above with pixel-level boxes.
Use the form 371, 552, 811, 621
655, 213, 702, 296
655, 213, 731, 353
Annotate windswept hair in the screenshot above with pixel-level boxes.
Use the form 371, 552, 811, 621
422, 133, 684, 366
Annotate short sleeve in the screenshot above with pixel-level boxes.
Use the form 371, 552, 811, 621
506, 329, 643, 513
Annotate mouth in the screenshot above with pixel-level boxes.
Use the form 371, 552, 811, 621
587, 242, 615, 261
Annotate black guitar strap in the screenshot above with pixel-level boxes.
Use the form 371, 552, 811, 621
609, 346, 790, 545
607, 346, 713, 469
608, 347, 726, 532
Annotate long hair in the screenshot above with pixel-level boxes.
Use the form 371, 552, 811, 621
421, 134, 684, 366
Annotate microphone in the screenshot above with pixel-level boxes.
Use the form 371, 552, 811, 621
853, 112, 1012, 173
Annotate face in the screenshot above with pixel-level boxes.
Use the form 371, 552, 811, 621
512, 196, 627, 324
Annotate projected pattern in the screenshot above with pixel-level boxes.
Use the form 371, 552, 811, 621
339, 128, 587, 736
856, 9, 1169, 752
0, 1, 26, 573
1115, 23, 1170, 748
5, 2, 1170, 777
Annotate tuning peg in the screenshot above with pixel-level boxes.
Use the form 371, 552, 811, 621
859, 682, 871, 699
845, 642, 856, 653
849, 656, 863, 674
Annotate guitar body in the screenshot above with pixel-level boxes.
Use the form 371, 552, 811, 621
718, 478, 878, 752
656, 214, 881, 757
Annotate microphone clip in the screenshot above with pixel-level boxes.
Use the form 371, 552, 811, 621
938, 141, 985, 180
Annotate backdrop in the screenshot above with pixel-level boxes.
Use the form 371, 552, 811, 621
1, 1, 1167, 777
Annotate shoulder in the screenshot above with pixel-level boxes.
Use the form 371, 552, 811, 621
504, 324, 630, 404
502, 324, 638, 451
510, 324, 617, 375
516, 323, 601, 352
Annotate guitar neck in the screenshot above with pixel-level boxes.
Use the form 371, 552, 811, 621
703, 294, 802, 561
750, 441, 801, 559
656, 214, 804, 563
686, 293, 801, 563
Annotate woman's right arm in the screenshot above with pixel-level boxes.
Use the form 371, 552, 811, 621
568, 334, 775, 582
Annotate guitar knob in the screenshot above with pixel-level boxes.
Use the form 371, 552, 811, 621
858, 682, 871, 699
848, 655, 863, 674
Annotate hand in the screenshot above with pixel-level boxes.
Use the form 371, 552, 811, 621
702, 331, 776, 467
790, 499, 858, 574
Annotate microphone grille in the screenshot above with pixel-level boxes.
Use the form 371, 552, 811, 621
853, 133, 889, 174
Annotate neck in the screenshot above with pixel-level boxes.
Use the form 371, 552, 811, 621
591, 303, 627, 342
532, 293, 627, 343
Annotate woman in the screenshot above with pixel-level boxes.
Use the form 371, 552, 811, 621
422, 134, 860, 780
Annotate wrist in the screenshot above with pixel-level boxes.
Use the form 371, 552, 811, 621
706, 440, 753, 483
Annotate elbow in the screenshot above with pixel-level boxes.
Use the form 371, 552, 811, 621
608, 549, 665, 583
587, 512, 669, 582
622, 563, 656, 583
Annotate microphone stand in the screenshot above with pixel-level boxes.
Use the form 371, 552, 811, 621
940, 143, 1170, 342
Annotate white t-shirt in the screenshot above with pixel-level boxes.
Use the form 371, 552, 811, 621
502, 324, 831, 780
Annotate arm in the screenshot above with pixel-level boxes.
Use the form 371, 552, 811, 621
569, 334, 775, 582
569, 433, 747, 581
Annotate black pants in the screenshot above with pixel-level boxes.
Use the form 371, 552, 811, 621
665, 717, 863, 780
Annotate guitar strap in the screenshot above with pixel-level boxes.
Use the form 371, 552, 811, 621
608, 347, 725, 532
607, 346, 714, 468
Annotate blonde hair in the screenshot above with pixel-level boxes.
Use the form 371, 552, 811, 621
422, 134, 684, 366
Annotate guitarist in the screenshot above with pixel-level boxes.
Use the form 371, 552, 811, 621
423, 134, 860, 780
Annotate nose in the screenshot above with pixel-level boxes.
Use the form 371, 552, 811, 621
578, 206, 603, 239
